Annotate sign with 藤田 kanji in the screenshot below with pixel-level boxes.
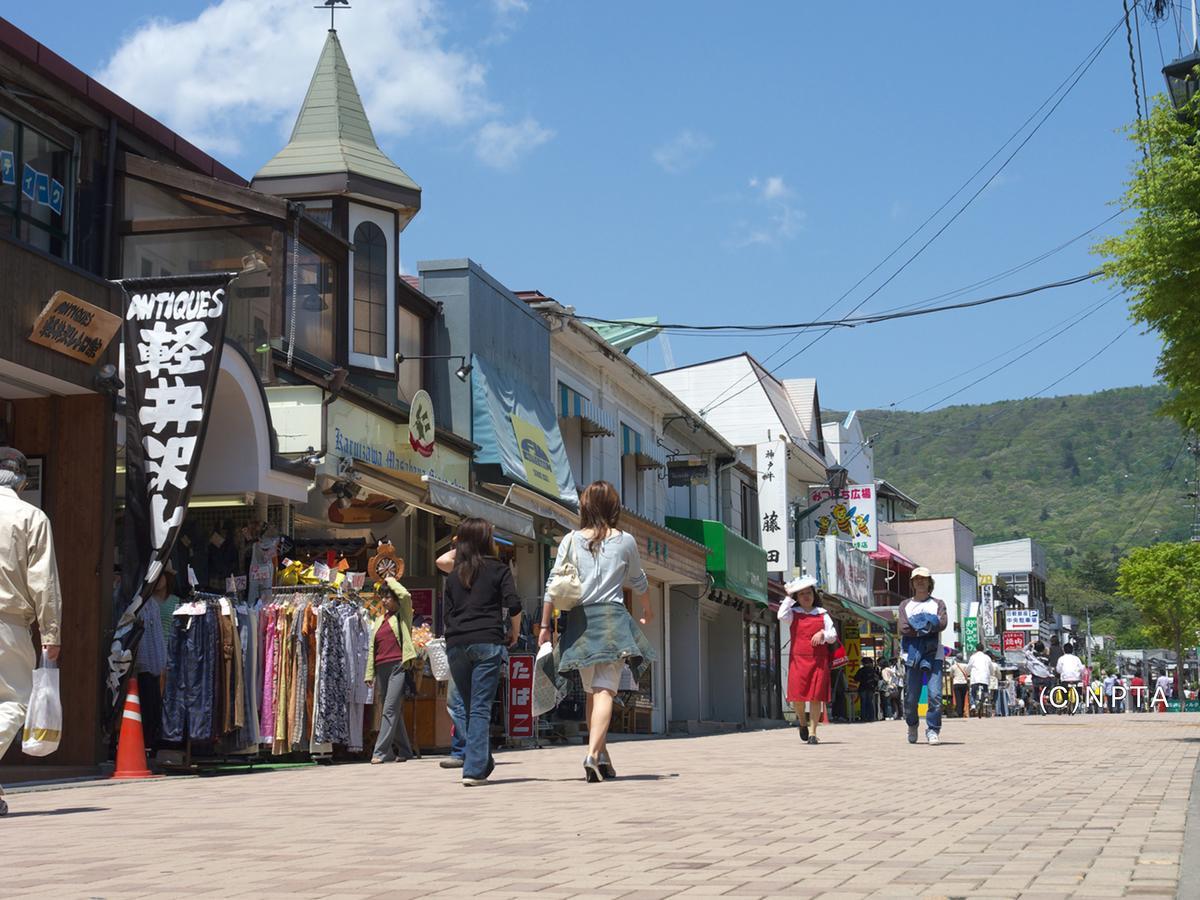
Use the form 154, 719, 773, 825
757, 439, 788, 572
108, 273, 235, 713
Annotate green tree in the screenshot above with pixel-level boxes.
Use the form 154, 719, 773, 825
1076, 549, 1118, 594
1096, 91, 1200, 432
1117, 542, 1200, 693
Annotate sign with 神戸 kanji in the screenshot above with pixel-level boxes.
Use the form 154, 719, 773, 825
756, 439, 788, 572
108, 273, 235, 711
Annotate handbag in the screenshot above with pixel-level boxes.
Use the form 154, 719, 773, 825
22, 652, 62, 757
546, 531, 583, 611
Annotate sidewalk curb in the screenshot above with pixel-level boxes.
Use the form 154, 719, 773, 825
1182, 747, 1200, 900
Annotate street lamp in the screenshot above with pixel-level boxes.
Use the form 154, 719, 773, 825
1163, 47, 1200, 113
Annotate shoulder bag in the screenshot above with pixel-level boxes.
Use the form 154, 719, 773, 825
546, 531, 583, 611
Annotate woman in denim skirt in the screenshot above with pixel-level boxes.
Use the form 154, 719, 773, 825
539, 481, 655, 783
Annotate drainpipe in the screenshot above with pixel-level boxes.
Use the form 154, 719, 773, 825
100, 116, 118, 278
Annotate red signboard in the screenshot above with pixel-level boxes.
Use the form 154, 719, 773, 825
506, 653, 535, 739
410, 588, 434, 618
1003, 631, 1025, 652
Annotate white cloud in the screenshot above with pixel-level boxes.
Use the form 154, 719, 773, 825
474, 117, 554, 169
734, 175, 804, 247
652, 130, 713, 174
96, 0, 516, 163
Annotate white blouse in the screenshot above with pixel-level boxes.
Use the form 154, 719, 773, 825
777, 597, 837, 643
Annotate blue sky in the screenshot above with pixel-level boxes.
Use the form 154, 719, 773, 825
9, 2, 1175, 412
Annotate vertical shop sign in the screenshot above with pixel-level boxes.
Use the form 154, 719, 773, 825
756, 439, 788, 572
963, 616, 979, 654
108, 273, 235, 710
980, 583, 997, 637
507, 652, 535, 739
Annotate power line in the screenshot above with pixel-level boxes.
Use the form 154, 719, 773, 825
574, 272, 1098, 334
698, 13, 1129, 418
1120, 437, 1189, 543
1126, 0, 1150, 163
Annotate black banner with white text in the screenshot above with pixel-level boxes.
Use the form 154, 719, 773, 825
108, 273, 235, 709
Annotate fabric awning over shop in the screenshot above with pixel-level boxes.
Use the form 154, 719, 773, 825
621, 424, 668, 470
665, 516, 768, 606
870, 541, 916, 569
559, 383, 615, 437
484, 482, 579, 532
471, 354, 578, 505
424, 476, 536, 540
343, 462, 450, 519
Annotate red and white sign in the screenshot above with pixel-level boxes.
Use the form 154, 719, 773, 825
1003, 632, 1025, 652
506, 652, 535, 739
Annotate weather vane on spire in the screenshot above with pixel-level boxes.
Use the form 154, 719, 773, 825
315, 0, 350, 32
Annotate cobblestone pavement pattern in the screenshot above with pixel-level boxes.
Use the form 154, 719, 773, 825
5, 714, 1199, 899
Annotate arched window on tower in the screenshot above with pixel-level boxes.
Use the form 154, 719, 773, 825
353, 221, 388, 358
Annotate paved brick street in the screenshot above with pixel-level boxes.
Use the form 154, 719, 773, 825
5, 714, 1199, 900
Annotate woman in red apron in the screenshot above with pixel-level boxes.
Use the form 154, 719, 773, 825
778, 576, 837, 744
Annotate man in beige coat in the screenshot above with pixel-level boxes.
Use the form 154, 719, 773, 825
0, 447, 63, 816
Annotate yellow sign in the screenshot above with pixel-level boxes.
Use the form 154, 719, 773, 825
979, 574, 994, 586
28, 291, 121, 364
510, 414, 556, 493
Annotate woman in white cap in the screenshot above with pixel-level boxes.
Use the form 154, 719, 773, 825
778, 576, 837, 744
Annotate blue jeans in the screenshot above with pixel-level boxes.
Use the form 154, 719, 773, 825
904, 657, 943, 734
162, 608, 217, 742
446, 676, 466, 760
447, 643, 504, 779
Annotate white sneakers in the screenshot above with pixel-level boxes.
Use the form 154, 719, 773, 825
927, 730, 940, 745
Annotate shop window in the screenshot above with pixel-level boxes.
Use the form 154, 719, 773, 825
620, 423, 646, 512
740, 481, 759, 542
0, 112, 72, 260
396, 305, 424, 403
352, 221, 388, 359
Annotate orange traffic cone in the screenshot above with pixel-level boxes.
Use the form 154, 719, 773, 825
111, 679, 160, 779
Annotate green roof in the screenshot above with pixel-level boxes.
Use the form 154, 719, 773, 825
665, 517, 768, 606
254, 30, 420, 195
587, 317, 661, 353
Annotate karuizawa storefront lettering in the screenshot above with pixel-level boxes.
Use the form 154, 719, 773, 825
27, 291, 122, 363
108, 273, 235, 714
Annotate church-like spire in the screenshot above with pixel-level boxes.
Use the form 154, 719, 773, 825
253, 30, 420, 218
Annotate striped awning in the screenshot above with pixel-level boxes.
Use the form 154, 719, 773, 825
622, 424, 668, 470
559, 383, 615, 437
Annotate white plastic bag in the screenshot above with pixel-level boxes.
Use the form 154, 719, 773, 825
22, 653, 62, 757
426, 637, 451, 682
532, 642, 563, 717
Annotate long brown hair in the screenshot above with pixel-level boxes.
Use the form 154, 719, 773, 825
579, 481, 621, 554
454, 517, 494, 589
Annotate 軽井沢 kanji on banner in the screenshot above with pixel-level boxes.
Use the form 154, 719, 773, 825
108, 274, 235, 712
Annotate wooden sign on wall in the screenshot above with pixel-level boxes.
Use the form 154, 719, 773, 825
28, 291, 122, 364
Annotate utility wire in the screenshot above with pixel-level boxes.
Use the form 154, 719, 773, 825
697, 13, 1129, 418
574, 272, 1098, 333
1126, 0, 1151, 162
1120, 437, 1189, 543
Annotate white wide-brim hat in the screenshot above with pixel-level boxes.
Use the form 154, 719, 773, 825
785, 575, 819, 596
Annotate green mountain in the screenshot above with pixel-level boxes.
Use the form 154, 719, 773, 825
852, 386, 1192, 568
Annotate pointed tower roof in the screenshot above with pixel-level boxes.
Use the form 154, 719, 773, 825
252, 30, 421, 219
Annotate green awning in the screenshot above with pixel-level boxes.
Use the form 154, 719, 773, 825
831, 596, 892, 631
665, 517, 768, 606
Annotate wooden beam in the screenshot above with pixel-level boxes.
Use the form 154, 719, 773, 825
119, 214, 267, 235
121, 153, 289, 220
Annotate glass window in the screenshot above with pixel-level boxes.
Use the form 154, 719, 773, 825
0, 112, 72, 259
396, 305, 424, 403
286, 239, 336, 363
352, 221, 388, 358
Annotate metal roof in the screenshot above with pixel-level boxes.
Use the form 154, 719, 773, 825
253, 30, 420, 195
587, 317, 661, 352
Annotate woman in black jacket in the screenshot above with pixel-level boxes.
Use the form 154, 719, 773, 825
436, 518, 522, 787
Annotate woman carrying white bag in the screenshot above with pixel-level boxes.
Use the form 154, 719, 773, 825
539, 481, 654, 784
0, 446, 64, 818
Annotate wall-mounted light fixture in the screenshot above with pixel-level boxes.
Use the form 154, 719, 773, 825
396, 353, 472, 383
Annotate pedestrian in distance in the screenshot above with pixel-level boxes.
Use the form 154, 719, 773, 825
1155, 670, 1173, 713
1025, 641, 1054, 715
0, 448, 63, 817
778, 575, 836, 744
1130, 671, 1146, 712
1048, 635, 1064, 672
950, 654, 971, 718
880, 658, 903, 720
1055, 642, 1086, 714
539, 481, 655, 783
437, 518, 523, 787
856, 657, 880, 723
898, 567, 948, 745
968, 644, 992, 716
366, 576, 417, 765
